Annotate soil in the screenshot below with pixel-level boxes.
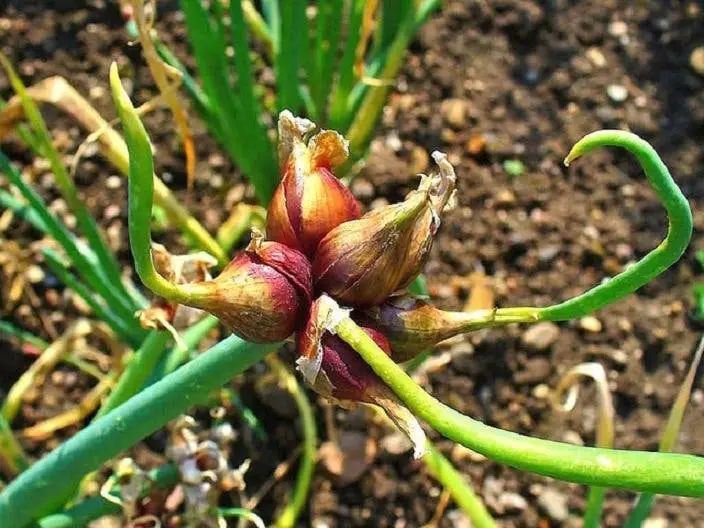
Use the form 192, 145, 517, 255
2, 0, 704, 527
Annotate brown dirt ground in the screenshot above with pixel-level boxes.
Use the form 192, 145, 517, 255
1, 0, 704, 526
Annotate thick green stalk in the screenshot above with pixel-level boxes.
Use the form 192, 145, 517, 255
228, 0, 278, 201
424, 443, 495, 528
181, 0, 278, 205
241, 0, 274, 59
327, 0, 366, 130
110, 63, 217, 306
0, 334, 272, 526
94, 331, 170, 419
322, 297, 704, 497
310, 0, 343, 121
152, 314, 220, 380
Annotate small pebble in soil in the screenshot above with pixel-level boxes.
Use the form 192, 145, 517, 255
104, 204, 121, 221
523, 68, 540, 85
105, 175, 122, 189
537, 488, 570, 522
499, 492, 528, 512
495, 188, 516, 206
385, 132, 402, 152
514, 357, 552, 384
586, 47, 607, 68
607, 84, 629, 103
446, 510, 472, 528
209, 173, 224, 189
441, 98, 468, 128
562, 430, 584, 445
537, 244, 561, 263
532, 383, 550, 399
26, 265, 45, 284
380, 431, 412, 456
466, 133, 488, 155
617, 318, 633, 333
690, 47, 704, 76
579, 316, 602, 333
643, 519, 668, 528
608, 20, 628, 37
612, 349, 629, 365
522, 322, 560, 351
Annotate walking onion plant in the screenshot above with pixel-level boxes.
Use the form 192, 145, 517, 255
1, 2, 702, 527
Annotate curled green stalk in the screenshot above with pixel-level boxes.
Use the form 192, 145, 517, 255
110, 63, 215, 306
493, 130, 692, 324
94, 331, 170, 420
318, 295, 704, 497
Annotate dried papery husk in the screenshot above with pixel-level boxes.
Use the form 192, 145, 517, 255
296, 297, 426, 458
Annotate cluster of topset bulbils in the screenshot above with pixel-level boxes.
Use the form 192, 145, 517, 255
163, 111, 461, 415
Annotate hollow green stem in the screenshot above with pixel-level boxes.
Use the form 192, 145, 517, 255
110, 63, 217, 306
495, 131, 692, 324
0, 334, 273, 526
320, 296, 704, 497
267, 355, 317, 528
152, 314, 220, 380
94, 331, 170, 420
423, 443, 495, 528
